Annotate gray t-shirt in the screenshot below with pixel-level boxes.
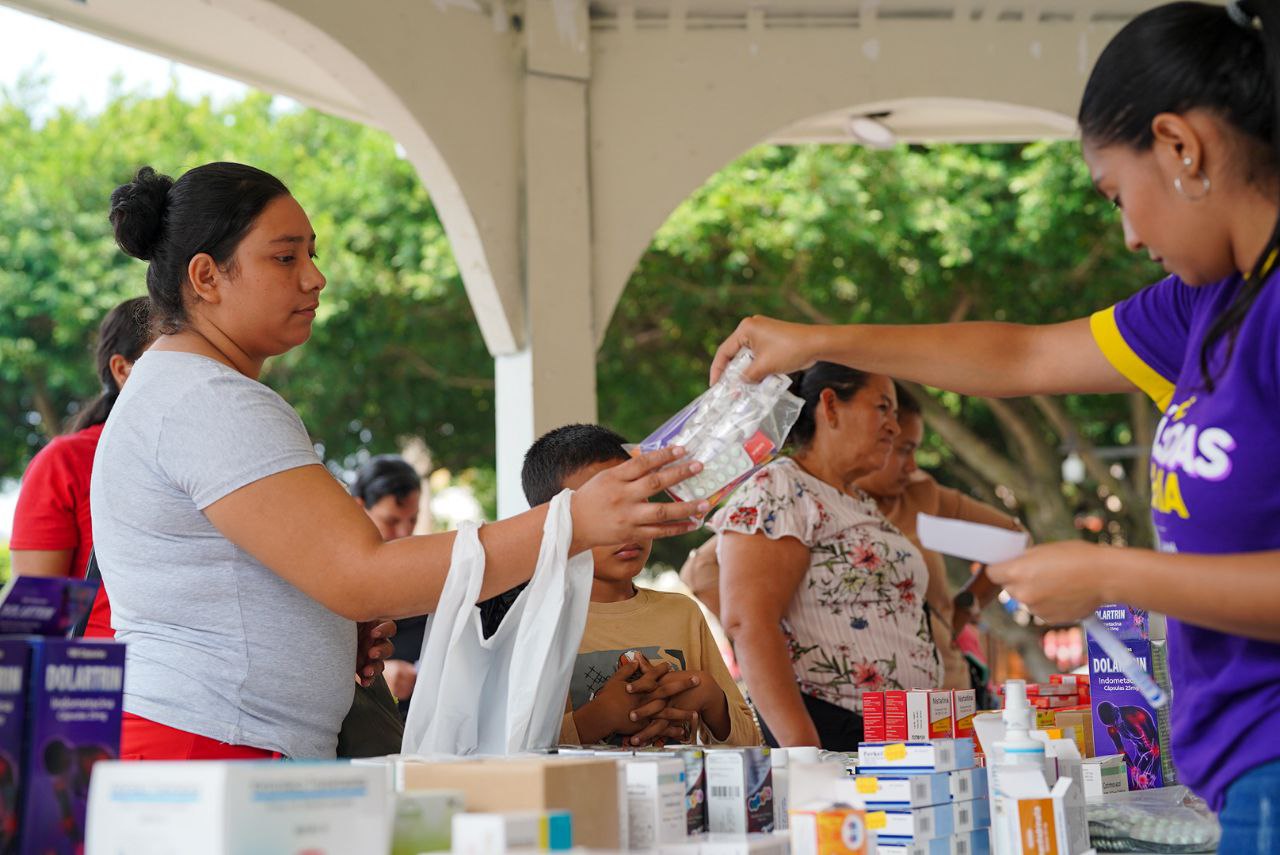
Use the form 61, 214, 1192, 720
90, 351, 355, 758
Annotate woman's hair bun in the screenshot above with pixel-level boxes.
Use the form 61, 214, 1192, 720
109, 166, 174, 261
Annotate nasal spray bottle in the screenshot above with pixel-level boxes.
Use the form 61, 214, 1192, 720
991, 680, 1049, 855
995, 680, 1048, 783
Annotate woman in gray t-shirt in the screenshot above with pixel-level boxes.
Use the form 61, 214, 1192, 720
93, 162, 706, 759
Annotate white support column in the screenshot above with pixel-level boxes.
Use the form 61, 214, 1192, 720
495, 0, 597, 519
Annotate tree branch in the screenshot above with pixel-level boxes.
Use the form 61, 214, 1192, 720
946, 290, 974, 324
985, 398, 1058, 483
1129, 391, 1156, 503
785, 291, 838, 326
903, 383, 1032, 495
26, 372, 62, 438
1031, 394, 1153, 546
386, 347, 495, 390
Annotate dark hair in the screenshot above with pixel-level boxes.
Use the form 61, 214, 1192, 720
521, 424, 629, 507
785, 362, 874, 448
893, 382, 921, 419
69, 296, 153, 433
1079, 1, 1280, 390
351, 455, 420, 507
109, 163, 291, 335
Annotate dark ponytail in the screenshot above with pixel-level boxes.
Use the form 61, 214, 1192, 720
1079, 1, 1280, 391
785, 362, 873, 449
109, 163, 290, 335
69, 296, 153, 432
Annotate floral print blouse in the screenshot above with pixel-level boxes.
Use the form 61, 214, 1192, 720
711, 456, 941, 714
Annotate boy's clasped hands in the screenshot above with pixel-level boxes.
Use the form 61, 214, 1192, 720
573, 650, 732, 747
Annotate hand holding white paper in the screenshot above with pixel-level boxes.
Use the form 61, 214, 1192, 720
915, 513, 1168, 709
402, 490, 594, 755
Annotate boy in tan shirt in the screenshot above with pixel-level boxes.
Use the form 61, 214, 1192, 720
520, 424, 760, 748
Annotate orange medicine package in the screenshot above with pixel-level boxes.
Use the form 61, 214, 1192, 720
789, 804, 871, 855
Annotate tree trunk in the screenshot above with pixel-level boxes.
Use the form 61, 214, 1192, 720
27, 374, 62, 438
981, 603, 1057, 682
1031, 395, 1153, 546
400, 437, 436, 535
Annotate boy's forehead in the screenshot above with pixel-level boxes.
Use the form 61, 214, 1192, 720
561, 457, 628, 490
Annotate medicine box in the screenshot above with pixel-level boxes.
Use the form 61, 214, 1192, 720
452, 809, 573, 853
401, 755, 621, 849
841, 768, 984, 810
1087, 634, 1171, 790
857, 739, 975, 774
1051, 710, 1094, 760
700, 831, 791, 854
864, 692, 887, 742
86, 759, 389, 855
877, 829, 991, 855
1080, 754, 1129, 800
0, 639, 28, 855
390, 789, 464, 855
625, 757, 687, 849
790, 803, 872, 855
653, 747, 710, 835
953, 797, 992, 834
23, 638, 125, 855
951, 690, 977, 740
869, 803, 953, 840
706, 747, 774, 834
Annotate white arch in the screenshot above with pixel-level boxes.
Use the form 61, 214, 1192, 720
587, 15, 1118, 345
212, 0, 528, 355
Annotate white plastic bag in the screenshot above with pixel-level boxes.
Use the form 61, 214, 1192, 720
401, 489, 593, 756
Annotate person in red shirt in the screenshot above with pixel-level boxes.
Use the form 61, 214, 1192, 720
10, 296, 154, 637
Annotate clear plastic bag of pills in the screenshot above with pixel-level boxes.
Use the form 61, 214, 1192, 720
629, 349, 803, 525
1088, 785, 1221, 853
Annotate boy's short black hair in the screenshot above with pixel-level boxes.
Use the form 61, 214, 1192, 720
351, 454, 420, 507
521, 423, 630, 506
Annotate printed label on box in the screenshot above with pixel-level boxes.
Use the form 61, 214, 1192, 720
23, 639, 125, 855
1088, 637, 1167, 790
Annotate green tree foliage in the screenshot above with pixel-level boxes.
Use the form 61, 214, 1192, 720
2, 84, 1161, 577
603, 143, 1164, 566
0, 79, 493, 485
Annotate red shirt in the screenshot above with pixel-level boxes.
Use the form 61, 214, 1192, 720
10, 422, 113, 637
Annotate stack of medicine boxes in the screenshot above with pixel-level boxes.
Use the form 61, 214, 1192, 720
853, 688, 991, 854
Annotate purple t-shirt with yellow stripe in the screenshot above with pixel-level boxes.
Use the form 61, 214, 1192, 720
1090, 271, 1280, 810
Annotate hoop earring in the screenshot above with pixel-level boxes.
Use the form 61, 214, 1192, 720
1174, 172, 1211, 201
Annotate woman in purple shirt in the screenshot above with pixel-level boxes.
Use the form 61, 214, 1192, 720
711, 2, 1280, 850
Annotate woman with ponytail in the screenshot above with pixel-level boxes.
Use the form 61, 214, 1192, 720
710, 364, 940, 750
10, 296, 153, 638
712, 2, 1280, 844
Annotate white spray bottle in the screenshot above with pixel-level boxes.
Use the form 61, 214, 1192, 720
995, 680, 1048, 781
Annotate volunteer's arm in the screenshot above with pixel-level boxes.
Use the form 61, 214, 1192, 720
719, 531, 819, 746
204, 447, 705, 622
988, 541, 1280, 643
11, 550, 75, 577
712, 316, 1135, 398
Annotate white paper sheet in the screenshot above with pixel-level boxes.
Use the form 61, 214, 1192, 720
916, 513, 1029, 564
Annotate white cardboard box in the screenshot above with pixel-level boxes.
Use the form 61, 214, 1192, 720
626, 757, 688, 849
1080, 754, 1129, 800
86, 760, 389, 855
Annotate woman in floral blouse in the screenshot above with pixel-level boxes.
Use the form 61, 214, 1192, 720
713, 363, 940, 749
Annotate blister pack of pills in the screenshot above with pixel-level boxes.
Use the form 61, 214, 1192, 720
632, 349, 803, 524
1088, 786, 1221, 853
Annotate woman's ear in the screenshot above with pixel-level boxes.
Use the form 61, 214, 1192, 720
819, 387, 840, 429
1150, 112, 1205, 177
187, 252, 224, 307
107, 354, 133, 389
